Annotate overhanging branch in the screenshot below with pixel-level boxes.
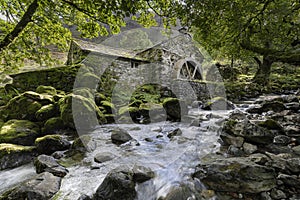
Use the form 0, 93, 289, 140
0, 0, 39, 52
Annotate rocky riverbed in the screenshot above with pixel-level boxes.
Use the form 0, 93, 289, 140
0, 80, 299, 199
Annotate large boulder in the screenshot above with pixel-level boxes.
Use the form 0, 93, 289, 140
1, 172, 61, 200
110, 128, 133, 145
34, 154, 68, 177
221, 119, 275, 145
2, 91, 54, 121
193, 156, 276, 194
0, 143, 36, 170
41, 117, 65, 134
93, 166, 154, 200
162, 98, 188, 121
0, 120, 40, 146
59, 93, 106, 130
35, 134, 71, 155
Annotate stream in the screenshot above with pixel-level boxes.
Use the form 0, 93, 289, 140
0, 105, 246, 200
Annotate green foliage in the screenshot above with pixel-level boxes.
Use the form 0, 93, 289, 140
0, 0, 178, 72
185, 0, 300, 67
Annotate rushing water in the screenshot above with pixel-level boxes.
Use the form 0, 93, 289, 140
0, 108, 231, 200
0, 163, 36, 194
54, 109, 230, 200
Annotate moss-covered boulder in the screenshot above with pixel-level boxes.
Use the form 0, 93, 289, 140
35, 104, 59, 122
35, 134, 71, 155
59, 93, 106, 130
36, 85, 57, 96
162, 98, 188, 121
2, 91, 55, 121
0, 120, 40, 146
0, 143, 36, 170
42, 117, 65, 134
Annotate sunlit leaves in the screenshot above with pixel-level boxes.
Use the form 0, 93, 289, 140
0, 0, 178, 72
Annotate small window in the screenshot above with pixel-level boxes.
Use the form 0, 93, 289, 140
131, 61, 139, 68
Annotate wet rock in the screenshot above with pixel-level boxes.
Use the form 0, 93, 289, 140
260, 191, 272, 200
35, 134, 71, 155
227, 145, 244, 156
248, 153, 269, 165
167, 128, 182, 139
35, 104, 59, 122
220, 134, 244, 147
59, 93, 106, 130
247, 101, 286, 114
273, 135, 291, 145
243, 142, 257, 154
265, 152, 290, 172
94, 152, 115, 163
42, 117, 65, 134
202, 97, 235, 110
285, 102, 300, 111
71, 135, 96, 152
194, 156, 276, 193
286, 158, 300, 174
228, 110, 247, 120
3, 172, 61, 200
292, 145, 300, 155
270, 188, 286, 200
93, 166, 136, 200
78, 194, 92, 200
277, 174, 300, 189
92, 165, 154, 200
34, 154, 68, 177
0, 119, 40, 146
132, 165, 154, 183
258, 119, 283, 132
162, 98, 188, 121
0, 143, 36, 170
222, 119, 275, 145
284, 125, 300, 136
159, 184, 201, 200
111, 128, 133, 145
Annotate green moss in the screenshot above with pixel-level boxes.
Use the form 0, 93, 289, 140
42, 117, 65, 133
58, 93, 106, 129
35, 134, 62, 144
35, 104, 58, 121
118, 106, 139, 115
36, 85, 57, 95
162, 97, 178, 105
0, 120, 40, 145
0, 143, 35, 158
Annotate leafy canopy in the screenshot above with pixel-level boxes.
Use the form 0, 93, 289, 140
182, 0, 300, 64
0, 0, 179, 73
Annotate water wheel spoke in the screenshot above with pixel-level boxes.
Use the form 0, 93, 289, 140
184, 62, 193, 79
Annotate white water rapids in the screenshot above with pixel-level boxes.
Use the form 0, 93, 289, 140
0, 108, 232, 200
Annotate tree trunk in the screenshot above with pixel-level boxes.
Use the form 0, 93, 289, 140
0, 0, 39, 52
253, 56, 273, 85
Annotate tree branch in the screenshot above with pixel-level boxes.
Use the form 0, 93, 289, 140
59, 0, 107, 25
241, 41, 300, 65
0, 0, 39, 52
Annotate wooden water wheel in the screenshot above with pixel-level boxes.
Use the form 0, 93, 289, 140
174, 59, 202, 80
